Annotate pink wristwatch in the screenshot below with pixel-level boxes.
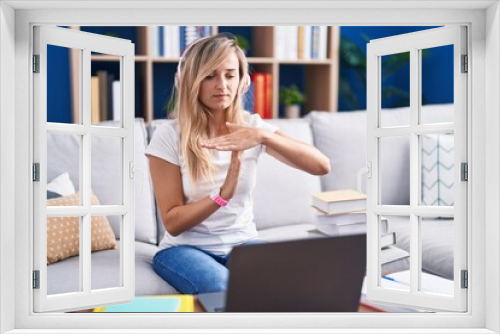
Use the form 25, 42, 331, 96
209, 189, 229, 207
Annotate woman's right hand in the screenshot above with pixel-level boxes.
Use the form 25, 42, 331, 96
219, 151, 242, 200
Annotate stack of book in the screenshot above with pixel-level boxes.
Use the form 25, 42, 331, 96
91, 70, 121, 124
311, 189, 396, 248
275, 26, 328, 60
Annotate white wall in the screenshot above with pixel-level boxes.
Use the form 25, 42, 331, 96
486, 2, 500, 333
1, 3, 498, 332
0, 2, 16, 334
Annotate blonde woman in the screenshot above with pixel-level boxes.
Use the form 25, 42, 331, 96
146, 33, 330, 294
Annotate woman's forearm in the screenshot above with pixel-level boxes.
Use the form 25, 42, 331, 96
162, 151, 241, 237
260, 130, 331, 176
163, 197, 221, 237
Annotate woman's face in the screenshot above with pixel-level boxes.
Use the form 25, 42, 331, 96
198, 51, 240, 114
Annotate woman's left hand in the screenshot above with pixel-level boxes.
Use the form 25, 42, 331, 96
200, 122, 263, 151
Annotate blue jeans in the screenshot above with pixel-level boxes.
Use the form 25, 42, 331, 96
152, 239, 265, 295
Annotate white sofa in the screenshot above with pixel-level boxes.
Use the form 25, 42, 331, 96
46, 104, 454, 295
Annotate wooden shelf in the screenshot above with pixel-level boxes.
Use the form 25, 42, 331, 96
70, 26, 340, 123
90, 55, 120, 62
278, 59, 332, 65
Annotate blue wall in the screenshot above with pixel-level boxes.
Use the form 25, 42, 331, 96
338, 26, 454, 111
47, 44, 72, 123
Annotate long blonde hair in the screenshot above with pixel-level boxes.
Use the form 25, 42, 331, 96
171, 34, 249, 186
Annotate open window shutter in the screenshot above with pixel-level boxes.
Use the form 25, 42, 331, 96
33, 26, 135, 312
366, 26, 467, 312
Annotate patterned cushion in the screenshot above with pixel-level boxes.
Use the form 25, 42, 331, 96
46, 192, 116, 264
421, 134, 454, 206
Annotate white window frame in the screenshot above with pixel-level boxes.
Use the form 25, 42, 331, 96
32, 25, 136, 313
1, 2, 499, 333
365, 26, 468, 312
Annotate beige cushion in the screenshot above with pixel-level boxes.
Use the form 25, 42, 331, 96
46, 192, 116, 264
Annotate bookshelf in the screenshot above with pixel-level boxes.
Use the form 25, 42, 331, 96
69, 26, 340, 123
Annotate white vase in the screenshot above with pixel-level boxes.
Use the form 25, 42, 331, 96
284, 105, 301, 119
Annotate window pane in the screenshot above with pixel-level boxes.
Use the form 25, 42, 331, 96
47, 216, 81, 295
47, 44, 80, 124
380, 136, 410, 205
91, 135, 122, 206
420, 215, 454, 297
46, 133, 80, 204
380, 215, 410, 292
380, 52, 410, 127
421, 133, 454, 206
420, 45, 454, 124
91, 215, 121, 291
91, 52, 121, 127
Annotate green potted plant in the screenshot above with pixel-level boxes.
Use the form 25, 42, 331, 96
234, 34, 250, 55
280, 85, 306, 118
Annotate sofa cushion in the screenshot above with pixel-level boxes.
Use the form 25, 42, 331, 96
46, 192, 116, 264
258, 224, 317, 242
147, 119, 174, 244
47, 241, 177, 295
380, 245, 410, 276
46, 171, 76, 197
46, 119, 158, 245
306, 109, 410, 205
253, 119, 322, 230
386, 215, 453, 280
421, 133, 454, 206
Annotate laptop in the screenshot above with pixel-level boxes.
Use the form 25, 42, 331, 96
198, 234, 366, 312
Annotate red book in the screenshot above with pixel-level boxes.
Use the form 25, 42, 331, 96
250, 73, 265, 119
263, 73, 273, 119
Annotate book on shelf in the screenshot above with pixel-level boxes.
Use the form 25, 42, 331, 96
162, 26, 181, 58
91, 76, 100, 124
251, 73, 264, 118
263, 73, 273, 119
97, 70, 109, 122
250, 72, 272, 119
303, 26, 312, 60
318, 26, 328, 59
150, 26, 159, 57
311, 189, 367, 215
276, 26, 328, 60
91, 72, 121, 124
286, 26, 298, 60
297, 26, 304, 59
153, 26, 212, 58
112, 80, 120, 121
184, 26, 198, 46
275, 26, 286, 60
107, 74, 116, 120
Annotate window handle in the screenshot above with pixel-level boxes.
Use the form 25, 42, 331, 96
357, 161, 372, 195
129, 162, 145, 195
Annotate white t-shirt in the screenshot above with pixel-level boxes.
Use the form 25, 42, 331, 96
145, 113, 278, 255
